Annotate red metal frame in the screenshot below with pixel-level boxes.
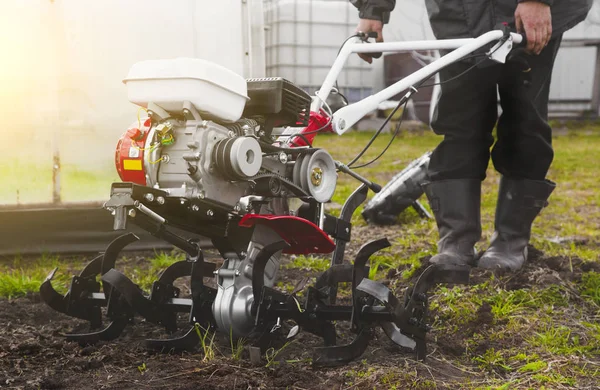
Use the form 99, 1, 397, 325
239, 214, 336, 255
287, 109, 333, 147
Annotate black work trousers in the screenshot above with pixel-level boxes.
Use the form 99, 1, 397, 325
427, 36, 563, 181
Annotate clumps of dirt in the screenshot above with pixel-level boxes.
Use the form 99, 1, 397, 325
494, 245, 600, 291
0, 296, 346, 390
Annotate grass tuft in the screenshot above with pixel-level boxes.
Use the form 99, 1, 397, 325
284, 255, 330, 273
581, 271, 600, 306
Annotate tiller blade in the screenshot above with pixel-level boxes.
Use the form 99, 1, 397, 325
251, 235, 471, 367
40, 233, 140, 343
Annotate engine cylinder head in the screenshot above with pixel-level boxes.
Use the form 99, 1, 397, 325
213, 136, 262, 180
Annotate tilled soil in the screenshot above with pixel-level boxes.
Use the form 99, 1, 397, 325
1, 237, 599, 389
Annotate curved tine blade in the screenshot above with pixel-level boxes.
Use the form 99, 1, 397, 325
145, 326, 200, 353
353, 238, 392, 283
102, 268, 178, 330
157, 261, 216, 285
65, 319, 128, 344
381, 321, 417, 350
356, 278, 395, 306
78, 254, 105, 278
312, 328, 372, 368
157, 261, 192, 285
354, 238, 392, 269
101, 233, 140, 275
39, 268, 69, 314
251, 240, 290, 300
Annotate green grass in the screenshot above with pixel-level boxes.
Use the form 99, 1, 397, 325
0, 255, 78, 298
127, 251, 185, 292
581, 271, 600, 306
315, 128, 600, 253
283, 255, 331, 273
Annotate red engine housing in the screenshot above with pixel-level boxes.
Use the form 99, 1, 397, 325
115, 118, 151, 185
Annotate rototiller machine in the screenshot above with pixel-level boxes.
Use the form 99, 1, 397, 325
41, 28, 522, 366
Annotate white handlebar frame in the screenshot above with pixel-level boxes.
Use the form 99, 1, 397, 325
309, 30, 522, 134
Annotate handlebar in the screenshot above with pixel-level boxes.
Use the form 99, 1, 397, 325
313, 30, 525, 131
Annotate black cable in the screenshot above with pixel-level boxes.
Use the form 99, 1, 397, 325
343, 53, 488, 168
350, 98, 409, 169
346, 96, 407, 168
418, 54, 490, 88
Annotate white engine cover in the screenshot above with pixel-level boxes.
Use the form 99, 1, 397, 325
124, 58, 249, 123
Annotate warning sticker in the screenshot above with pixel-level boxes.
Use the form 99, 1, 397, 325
129, 146, 140, 158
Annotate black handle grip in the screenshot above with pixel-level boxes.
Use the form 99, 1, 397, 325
335, 161, 382, 193
370, 182, 382, 193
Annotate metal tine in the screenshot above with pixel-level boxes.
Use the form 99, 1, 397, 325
39, 233, 139, 328
355, 263, 471, 361
102, 269, 179, 332
310, 238, 391, 366
39, 267, 101, 324
101, 261, 217, 332
313, 328, 372, 367
57, 233, 141, 344
145, 248, 218, 352
351, 238, 391, 327
64, 319, 128, 344
145, 325, 201, 353
101, 233, 141, 275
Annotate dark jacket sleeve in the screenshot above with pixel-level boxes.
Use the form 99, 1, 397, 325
350, 0, 396, 23
517, 0, 554, 6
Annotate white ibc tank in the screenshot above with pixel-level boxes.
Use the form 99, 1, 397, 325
264, 0, 373, 102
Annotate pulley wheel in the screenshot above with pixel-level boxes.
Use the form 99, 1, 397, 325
230, 137, 262, 178
299, 153, 313, 193
304, 149, 337, 203
213, 136, 262, 179
293, 154, 306, 188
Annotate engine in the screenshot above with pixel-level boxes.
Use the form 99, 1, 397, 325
115, 63, 337, 225
108, 60, 340, 337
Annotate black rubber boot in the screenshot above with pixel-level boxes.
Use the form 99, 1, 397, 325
423, 179, 481, 266
478, 177, 556, 271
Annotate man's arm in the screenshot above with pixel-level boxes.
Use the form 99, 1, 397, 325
350, 0, 396, 24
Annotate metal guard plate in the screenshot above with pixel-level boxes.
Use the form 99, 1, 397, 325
239, 214, 335, 254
